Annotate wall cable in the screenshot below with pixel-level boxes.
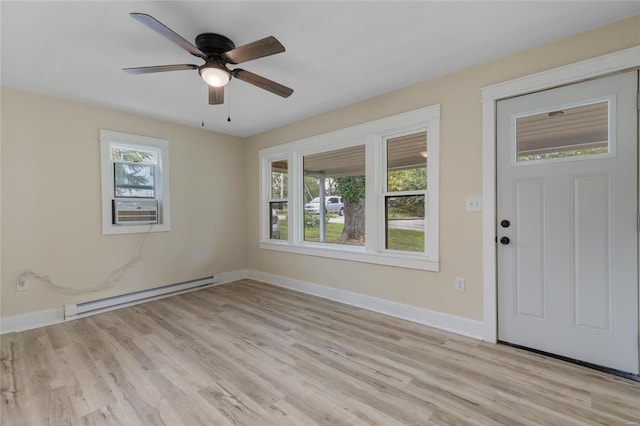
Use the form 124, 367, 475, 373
17, 225, 153, 295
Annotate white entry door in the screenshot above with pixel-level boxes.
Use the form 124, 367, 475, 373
497, 71, 638, 374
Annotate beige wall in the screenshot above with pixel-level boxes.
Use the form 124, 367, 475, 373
244, 16, 640, 321
1, 88, 247, 317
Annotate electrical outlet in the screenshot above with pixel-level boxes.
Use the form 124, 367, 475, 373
17, 276, 28, 291
455, 277, 465, 292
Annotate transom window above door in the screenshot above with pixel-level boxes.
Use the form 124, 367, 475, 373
515, 98, 613, 164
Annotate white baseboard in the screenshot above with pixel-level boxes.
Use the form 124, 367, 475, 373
246, 270, 485, 340
0, 270, 246, 335
2, 268, 484, 341
213, 269, 248, 285
0, 307, 65, 335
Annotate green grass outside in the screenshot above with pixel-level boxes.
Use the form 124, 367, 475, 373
275, 216, 424, 252
303, 222, 424, 251
386, 228, 425, 252
304, 222, 344, 243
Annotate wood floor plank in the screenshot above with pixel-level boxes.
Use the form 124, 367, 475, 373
197, 380, 277, 426
43, 385, 78, 426
2, 279, 639, 425
95, 354, 165, 425
59, 343, 116, 412
1, 334, 24, 425
80, 401, 141, 426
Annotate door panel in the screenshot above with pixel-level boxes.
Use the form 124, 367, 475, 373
574, 174, 612, 331
514, 179, 546, 318
497, 70, 638, 374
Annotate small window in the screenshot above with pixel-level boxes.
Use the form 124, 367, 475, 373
269, 160, 288, 240
516, 100, 609, 162
270, 202, 288, 240
113, 162, 155, 198
100, 130, 170, 235
384, 132, 427, 253
111, 146, 157, 163
112, 145, 158, 198
271, 160, 288, 199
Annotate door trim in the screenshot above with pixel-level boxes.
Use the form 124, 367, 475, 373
481, 46, 640, 343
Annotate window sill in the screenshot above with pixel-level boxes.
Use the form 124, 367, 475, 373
259, 241, 439, 272
102, 223, 170, 235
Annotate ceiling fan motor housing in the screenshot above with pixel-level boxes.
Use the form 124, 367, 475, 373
195, 33, 235, 59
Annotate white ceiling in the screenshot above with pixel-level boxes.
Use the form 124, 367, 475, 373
2, 1, 638, 137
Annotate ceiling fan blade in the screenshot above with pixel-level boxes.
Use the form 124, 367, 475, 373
209, 85, 224, 105
130, 13, 204, 57
223, 36, 285, 64
123, 64, 199, 74
233, 69, 293, 98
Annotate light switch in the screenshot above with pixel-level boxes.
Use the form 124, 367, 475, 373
466, 197, 482, 212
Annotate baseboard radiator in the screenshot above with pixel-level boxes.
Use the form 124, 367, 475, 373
64, 276, 216, 320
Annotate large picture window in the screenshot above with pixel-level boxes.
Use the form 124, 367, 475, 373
259, 105, 440, 271
303, 145, 365, 245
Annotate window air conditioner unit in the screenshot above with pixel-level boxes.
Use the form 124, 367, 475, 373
113, 199, 158, 225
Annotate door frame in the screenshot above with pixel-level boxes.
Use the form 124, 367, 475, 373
481, 46, 640, 343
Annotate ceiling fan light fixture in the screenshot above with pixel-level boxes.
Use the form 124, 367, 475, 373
199, 63, 230, 87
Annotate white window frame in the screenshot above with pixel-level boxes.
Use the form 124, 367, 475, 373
100, 129, 171, 235
380, 129, 431, 256
259, 105, 440, 271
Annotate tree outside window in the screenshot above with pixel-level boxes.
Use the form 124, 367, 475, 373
303, 145, 365, 246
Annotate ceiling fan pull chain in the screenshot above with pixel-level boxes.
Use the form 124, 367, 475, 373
202, 82, 206, 127
227, 84, 231, 122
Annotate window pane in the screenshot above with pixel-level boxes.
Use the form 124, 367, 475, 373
303, 145, 365, 245
270, 160, 288, 199
385, 195, 425, 252
387, 132, 427, 191
111, 146, 157, 163
269, 202, 287, 240
516, 101, 608, 162
114, 163, 155, 198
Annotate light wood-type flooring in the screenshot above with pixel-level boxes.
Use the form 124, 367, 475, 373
1, 279, 639, 425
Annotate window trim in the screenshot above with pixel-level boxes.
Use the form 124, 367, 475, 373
100, 129, 171, 235
259, 105, 440, 271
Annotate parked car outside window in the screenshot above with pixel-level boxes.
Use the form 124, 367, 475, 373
304, 196, 344, 216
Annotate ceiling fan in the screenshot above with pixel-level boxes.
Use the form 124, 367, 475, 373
123, 13, 293, 105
